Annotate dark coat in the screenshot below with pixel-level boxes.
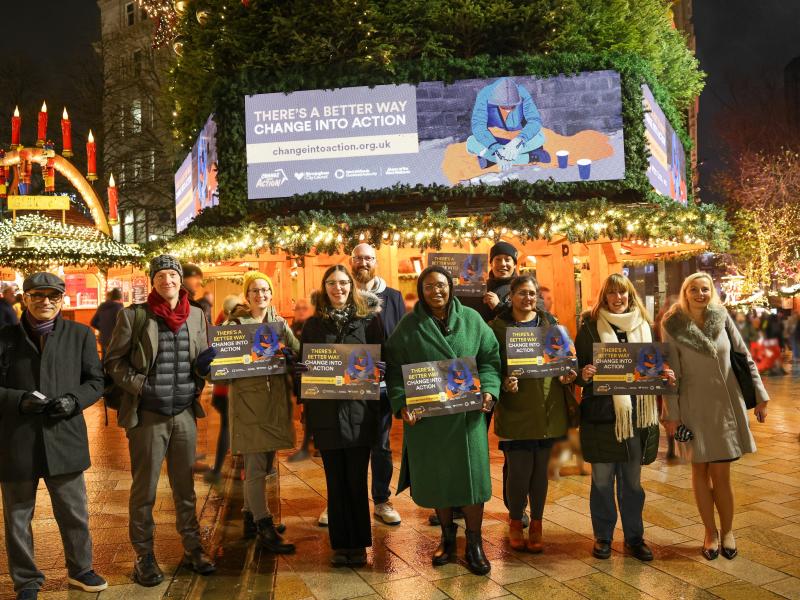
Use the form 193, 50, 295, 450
0, 299, 18, 328
375, 285, 405, 337
300, 298, 385, 450
0, 315, 104, 481
91, 300, 123, 349
575, 317, 658, 465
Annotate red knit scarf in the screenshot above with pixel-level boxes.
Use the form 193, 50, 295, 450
147, 288, 191, 333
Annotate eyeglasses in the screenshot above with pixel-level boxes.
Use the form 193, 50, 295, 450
26, 292, 63, 303
514, 290, 537, 298
351, 256, 376, 263
422, 283, 448, 293
248, 287, 271, 296
325, 279, 351, 288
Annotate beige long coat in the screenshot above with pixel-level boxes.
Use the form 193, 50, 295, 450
225, 306, 300, 455
661, 305, 768, 463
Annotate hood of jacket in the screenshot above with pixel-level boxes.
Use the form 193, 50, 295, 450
227, 303, 280, 323
310, 289, 382, 318
662, 303, 727, 357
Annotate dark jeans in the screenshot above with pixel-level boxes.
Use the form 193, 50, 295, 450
370, 388, 393, 504
320, 446, 372, 550
589, 437, 645, 545
210, 393, 229, 474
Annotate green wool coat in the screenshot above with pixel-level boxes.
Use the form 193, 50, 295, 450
488, 312, 572, 442
385, 297, 501, 508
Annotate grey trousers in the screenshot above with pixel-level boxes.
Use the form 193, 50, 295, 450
242, 451, 275, 521
127, 408, 201, 556
1, 472, 93, 593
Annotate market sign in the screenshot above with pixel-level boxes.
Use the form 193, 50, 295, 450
245, 71, 625, 199
8, 195, 70, 210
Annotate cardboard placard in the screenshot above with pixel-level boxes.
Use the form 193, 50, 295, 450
506, 325, 577, 378
209, 323, 286, 380
402, 356, 483, 417
592, 342, 675, 395
427, 253, 487, 297
301, 343, 381, 400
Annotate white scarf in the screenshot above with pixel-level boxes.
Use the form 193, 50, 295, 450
597, 308, 659, 442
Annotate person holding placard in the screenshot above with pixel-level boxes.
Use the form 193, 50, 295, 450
575, 273, 675, 562
489, 275, 577, 553
661, 272, 768, 561
223, 271, 299, 554
385, 265, 501, 575
297, 265, 385, 567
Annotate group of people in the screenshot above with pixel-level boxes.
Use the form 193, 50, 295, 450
0, 242, 770, 599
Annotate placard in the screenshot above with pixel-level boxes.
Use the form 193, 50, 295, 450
427, 253, 487, 297
506, 325, 577, 378
209, 323, 287, 380
402, 357, 483, 417
592, 342, 675, 395
301, 343, 381, 400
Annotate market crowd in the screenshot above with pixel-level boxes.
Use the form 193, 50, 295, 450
0, 242, 772, 599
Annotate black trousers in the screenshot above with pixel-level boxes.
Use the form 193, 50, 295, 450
320, 446, 372, 550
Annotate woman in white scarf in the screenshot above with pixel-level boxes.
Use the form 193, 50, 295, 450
574, 274, 675, 563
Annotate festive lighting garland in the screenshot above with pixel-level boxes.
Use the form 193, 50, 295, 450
0, 214, 145, 274
137, 0, 177, 48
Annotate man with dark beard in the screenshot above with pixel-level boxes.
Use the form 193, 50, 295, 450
348, 243, 404, 526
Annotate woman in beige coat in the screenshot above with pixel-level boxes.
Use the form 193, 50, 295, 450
661, 272, 768, 561
225, 271, 300, 555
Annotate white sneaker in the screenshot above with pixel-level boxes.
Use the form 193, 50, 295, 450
373, 502, 402, 525
318, 507, 328, 527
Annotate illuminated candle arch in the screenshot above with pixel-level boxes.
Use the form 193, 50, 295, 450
1, 147, 110, 236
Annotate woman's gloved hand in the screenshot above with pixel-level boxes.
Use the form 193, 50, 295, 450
196, 346, 218, 376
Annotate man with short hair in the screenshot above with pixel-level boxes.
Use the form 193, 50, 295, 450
105, 255, 218, 587
348, 243, 405, 526
91, 288, 124, 357
0, 273, 107, 599
182, 263, 212, 323
0, 283, 19, 327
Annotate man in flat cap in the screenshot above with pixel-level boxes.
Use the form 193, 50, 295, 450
0, 272, 107, 600
105, 255, 217, 587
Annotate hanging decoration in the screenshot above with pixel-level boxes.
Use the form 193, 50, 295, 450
136, 0, 179, 48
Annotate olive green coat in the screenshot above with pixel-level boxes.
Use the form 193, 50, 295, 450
225, 306, 300, 455
385, 298, 501, 508
488, 312, 572, 441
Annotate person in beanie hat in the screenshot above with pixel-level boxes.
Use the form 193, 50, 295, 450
105, 254, 218, 586
459, 241, 519, 324
0, 272, 108, 597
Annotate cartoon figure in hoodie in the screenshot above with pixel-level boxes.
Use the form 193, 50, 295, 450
345, 347, 378, 384
543, 325, 576, 363
446, 359, 480, 398
634, 344, 668, 381
252, 323, 280, 360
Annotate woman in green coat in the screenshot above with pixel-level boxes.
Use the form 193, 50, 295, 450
386, 265, 501, 575
489, 275, 577, 553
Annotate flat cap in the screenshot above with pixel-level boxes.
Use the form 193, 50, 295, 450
23, 272, 66, 293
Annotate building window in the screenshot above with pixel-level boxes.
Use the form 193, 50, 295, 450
132, 49, 142, 76
135, 209, 147, 243
147, 97, 156, 128
118, 106, 126, 137
131, 99, 142, 134
118, 162, 126, 185
125, 2, 135, 26
140, 5, 148, 21
148, 150, 156, 181
123, 209, 135, 243
133, 157, 143, 181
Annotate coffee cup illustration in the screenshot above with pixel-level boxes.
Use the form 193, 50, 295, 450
577, 158, 592, 180
556, 150, 569, 168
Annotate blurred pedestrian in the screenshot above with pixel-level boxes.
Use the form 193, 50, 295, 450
90, 288, 124, 357
0, 283, 19, 327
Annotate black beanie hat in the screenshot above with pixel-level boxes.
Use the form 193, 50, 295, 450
490, 241, 518, 263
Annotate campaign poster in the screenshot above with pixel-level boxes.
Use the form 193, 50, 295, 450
174, 153, 194, 233
301, 343, 381, 400
592, 342, 675, 395
175, 114, 220, 233
209, 323, 287, 380
402, 357, 483, 418
427, 252, 486, 297
506, 325, 577, 378
641, 84, 687, 205
245, 71, 625, 199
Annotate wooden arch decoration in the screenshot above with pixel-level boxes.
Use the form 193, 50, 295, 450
1, 147, 110, 236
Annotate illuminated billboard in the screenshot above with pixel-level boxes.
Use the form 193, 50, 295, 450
642, 85, 687, 204
174, 115, 219, 232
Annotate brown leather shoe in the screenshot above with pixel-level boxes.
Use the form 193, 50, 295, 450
184, 547, 216, 575
508, 519, 525, 551
527, 519, 543, 553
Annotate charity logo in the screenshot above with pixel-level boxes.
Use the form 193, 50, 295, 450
255, 168, 288, 188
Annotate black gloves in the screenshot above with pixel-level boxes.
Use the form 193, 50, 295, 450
19, 392, 50, 415
281, 347, 297, 364
196, 346, 218, 376
47, 395, 78, 420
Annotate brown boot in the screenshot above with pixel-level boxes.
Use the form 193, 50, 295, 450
508, 519, 526, 551
527, 519, 543, 553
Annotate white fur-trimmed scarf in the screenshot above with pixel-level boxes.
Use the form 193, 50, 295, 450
597, 308, 659, 442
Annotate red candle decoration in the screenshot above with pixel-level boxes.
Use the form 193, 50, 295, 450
86, 129, 97, 181
61, 107, 73, 157
107, 173, 119, 224
11, 106, 21, 147
36, 101, 48, 147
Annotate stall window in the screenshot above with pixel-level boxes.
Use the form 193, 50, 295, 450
65, 274, 98, 308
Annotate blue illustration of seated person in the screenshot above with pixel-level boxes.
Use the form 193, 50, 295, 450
345, 348, 377, 384
466, 77, 551, 170
446, 359, 479, 398
460, 254, 484, 284
543, 326, 575, 361
252, 324, 280, 359
634, 345, 666, 380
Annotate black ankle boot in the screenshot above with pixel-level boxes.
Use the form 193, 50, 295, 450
256, 517, 296, 554
464, 530, 491, 575
243, 511, 257, 539
432, 523, 458, 566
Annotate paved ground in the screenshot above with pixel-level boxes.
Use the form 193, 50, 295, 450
2, 375, 799, 600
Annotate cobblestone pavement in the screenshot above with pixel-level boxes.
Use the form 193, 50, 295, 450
2, 375, 799, 600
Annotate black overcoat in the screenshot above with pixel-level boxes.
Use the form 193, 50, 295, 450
0, 314, 104, 481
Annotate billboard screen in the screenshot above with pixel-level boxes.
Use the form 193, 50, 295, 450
642, 85, 687, 204
174, 114, 219, 233
245, 71, 625, 199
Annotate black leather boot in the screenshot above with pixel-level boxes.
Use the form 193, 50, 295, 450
256, 517, 295, 554
243, 511, 257, 539
464, 530, 491, 575
432, 523, 458, 566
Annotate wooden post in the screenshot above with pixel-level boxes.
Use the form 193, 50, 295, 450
536, 238, 578, 337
